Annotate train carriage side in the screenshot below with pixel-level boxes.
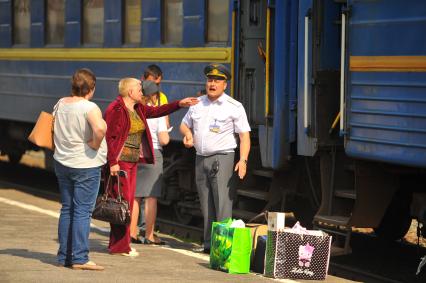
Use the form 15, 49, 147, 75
310, 0, 426, 249
0, 0, 298, 225
345, 0, 426, 168
0, 0, 232, 163
280, 0, 426, 252
0, 0, 237, 222
343, 0, 426, 238
2, 0, 425, 248
0, 0, 310, 224
153, 0, 426, 250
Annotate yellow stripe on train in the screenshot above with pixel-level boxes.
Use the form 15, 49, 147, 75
350, 56, 426, 72
0, 48, 232, 63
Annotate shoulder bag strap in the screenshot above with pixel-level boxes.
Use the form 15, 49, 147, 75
52, 98, 64, 117
104, 174, 124, 202
51, 98, 65, 133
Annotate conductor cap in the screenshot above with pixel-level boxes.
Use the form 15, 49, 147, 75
204, 63, 231, 81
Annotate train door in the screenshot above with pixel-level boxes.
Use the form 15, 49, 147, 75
236, 0, 297, 169
236, 0, 267, 126
297, 0, 341, 156
297, 0, 361, 253
231, 1, 299, 222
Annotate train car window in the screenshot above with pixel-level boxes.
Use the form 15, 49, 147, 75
13, 0, 31, 45
46, 0, 65, 45
83, 0, 104, 45
124, 0, 141, 44
163, 0, 183, 45
207, 0, 229, 42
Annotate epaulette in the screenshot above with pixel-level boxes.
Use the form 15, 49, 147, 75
226, 97, 241, 107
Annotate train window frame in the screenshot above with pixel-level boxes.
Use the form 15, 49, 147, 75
161, 0, 183, 46
123, 0, 142, 47
45, 0, 65, 47
205, 0, 230, 46
12, 0, 31, 47
82, 0, 105, 47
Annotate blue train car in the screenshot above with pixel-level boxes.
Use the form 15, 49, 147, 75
298, 0, 426, 251
342, 0, 426, 243
0, 0, 425, 252
345, 0, 426, 168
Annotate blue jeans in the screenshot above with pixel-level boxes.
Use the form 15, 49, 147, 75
54, 160, 101, 265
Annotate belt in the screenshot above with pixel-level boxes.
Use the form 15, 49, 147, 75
198, 152, 232, 158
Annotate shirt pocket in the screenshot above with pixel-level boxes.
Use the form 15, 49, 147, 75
191, 113, 203, 128
213, 114, 231, 132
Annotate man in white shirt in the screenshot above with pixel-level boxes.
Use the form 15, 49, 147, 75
180, 63, 251, 253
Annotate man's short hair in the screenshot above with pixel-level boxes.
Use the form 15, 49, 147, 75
143, 64, 163, 79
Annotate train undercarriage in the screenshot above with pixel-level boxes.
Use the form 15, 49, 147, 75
160, 139, 426, 255
0, 119, 38, 165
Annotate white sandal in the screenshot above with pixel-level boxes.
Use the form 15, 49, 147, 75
72, 260, 104, 271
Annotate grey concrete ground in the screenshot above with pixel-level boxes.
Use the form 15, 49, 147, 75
0, 184, 357, 283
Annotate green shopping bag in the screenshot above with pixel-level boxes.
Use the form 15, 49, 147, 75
209, 218, 252, 274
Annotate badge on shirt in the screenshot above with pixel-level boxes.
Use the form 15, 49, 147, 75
209, 119, 220, 133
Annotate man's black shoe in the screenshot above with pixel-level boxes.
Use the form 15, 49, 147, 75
203, 248, 210, 254
142, 238, 166, 245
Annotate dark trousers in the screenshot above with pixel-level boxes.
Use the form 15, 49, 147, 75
108, 161, 137, 253
195, 153, 235, 249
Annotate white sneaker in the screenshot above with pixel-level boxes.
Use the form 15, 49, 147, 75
111, 248, 139, 257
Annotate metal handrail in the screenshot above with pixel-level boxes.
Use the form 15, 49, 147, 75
340, 12, 346, 134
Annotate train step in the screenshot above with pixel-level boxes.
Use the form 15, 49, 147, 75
251, 169, 274, 178
314, 215, 350, 227
330, 245, 351, 256
314, 214, 352, 255
334, 190, 356, 199
237, 188, 268, 200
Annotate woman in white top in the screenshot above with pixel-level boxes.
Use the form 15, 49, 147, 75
53, 68, 107, 270
131, 80, 169, 245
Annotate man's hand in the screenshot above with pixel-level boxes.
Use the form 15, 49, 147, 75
179, 97, 199, 107
234, 160, 247, 179
236, 132, 250, 179
110, 164, 120, 176
183, 133, 194, 148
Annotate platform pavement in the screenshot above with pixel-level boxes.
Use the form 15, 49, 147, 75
0, 183, 357, 283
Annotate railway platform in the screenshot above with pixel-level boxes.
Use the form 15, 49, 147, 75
0, 182, 356, 283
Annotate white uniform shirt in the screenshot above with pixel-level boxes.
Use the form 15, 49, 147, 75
181, 93, 251, 156
146, 116, 168, 150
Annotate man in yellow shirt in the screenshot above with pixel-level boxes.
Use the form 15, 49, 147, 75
143, 64, 168, 106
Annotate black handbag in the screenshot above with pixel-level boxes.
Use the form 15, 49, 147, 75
92, 172, 131, 225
